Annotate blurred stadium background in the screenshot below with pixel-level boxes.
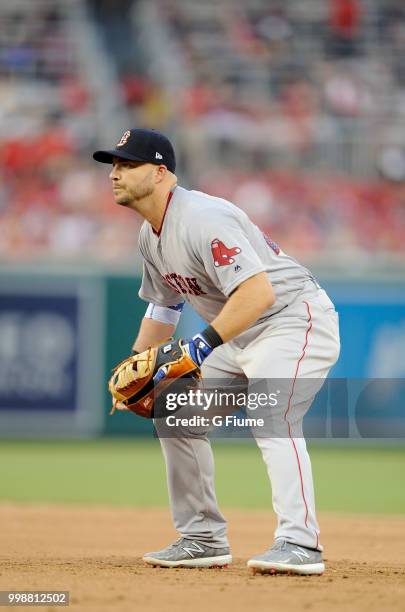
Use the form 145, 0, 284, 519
0, 0, 404, 512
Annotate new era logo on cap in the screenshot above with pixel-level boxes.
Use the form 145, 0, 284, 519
155, 152, 163, 159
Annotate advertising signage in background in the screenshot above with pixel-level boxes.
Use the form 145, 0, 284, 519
0, 272, 105, 437
0, 295, 78, 412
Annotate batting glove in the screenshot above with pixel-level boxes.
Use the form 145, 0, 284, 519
153, 325, 223, 384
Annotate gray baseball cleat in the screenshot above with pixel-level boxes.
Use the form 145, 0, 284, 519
143, 538, 232, 568
247, 539, 325, 575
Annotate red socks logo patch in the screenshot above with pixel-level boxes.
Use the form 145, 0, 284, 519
211, 239, 241, 267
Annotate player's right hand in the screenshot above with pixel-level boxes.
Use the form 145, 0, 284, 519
152, 335, 213, 386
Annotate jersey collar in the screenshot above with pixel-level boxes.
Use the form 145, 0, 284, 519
153, 186, 176, 237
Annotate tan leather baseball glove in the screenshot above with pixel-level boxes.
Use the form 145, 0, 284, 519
108, 339, 201, 418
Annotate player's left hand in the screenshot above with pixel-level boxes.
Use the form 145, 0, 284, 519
110, 399, 129, 414
108, 339, 203, 418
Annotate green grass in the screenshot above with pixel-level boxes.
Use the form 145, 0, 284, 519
0, 439, 404, 514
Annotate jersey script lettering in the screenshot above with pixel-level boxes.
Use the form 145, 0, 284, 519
163, 273, 207, 296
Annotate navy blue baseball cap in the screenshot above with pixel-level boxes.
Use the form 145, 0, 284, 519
93, 128, 176, 173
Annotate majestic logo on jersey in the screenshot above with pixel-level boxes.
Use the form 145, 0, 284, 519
116, 130, 130, 147
163, 273, 207, 296
263, 233, 280, 255
211, 239, 241, 267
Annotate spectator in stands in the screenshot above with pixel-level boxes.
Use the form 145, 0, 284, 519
326, 0, 362, 57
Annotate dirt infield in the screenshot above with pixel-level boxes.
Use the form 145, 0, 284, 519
1, 505, 404, 612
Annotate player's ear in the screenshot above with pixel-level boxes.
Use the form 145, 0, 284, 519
154, 164, 167, 183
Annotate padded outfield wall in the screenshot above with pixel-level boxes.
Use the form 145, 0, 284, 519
0, 265, 404, 438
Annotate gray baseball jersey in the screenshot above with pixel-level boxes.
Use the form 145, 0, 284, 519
138, 185, 318, 320
138, 183, 340, 554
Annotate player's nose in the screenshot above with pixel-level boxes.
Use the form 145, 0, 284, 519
109, 164, 120, 180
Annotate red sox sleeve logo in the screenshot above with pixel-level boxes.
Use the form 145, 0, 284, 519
211, 238, 241, 267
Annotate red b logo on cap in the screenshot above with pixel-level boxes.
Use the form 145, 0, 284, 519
117, 130, 130, 147
211, 239, 241, 267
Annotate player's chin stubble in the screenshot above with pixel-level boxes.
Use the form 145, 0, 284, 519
114, 176, 154, 207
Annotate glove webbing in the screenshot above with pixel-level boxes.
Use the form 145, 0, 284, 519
109, 347, 154, 415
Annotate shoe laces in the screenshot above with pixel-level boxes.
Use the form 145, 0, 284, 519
170, 538, 186, 549
269, 539, 288, 552
170, 537, 195, 550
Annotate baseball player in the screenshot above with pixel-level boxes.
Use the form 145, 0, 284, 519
93, 128, 340, 575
